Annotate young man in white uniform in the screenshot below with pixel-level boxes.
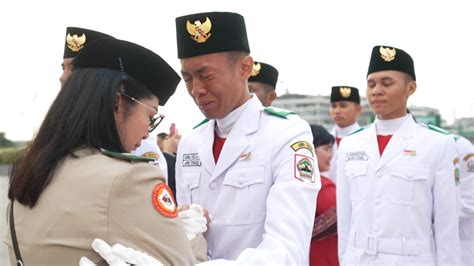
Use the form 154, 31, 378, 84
174, 11, 320, 265
325, 86, 362, 183
337, 45, 461, 265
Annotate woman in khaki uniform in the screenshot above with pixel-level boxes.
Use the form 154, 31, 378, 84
5, 38, 206, 265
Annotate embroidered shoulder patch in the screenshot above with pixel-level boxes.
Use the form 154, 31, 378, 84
294, 154, 315, 183
291, 141, 314, 156
193, 118, 210, 129
101, 149, 154, 162
141, 152, 159, 160
264, 106, 296, 119
152, 183, 177, 218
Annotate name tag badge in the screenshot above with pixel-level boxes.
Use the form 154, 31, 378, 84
182, 153, 202, 167
345, 151, 369, 162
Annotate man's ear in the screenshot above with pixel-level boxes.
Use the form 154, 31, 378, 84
240, 55, 254, 80
407, 81, 417, 96
268, 90, 277, 105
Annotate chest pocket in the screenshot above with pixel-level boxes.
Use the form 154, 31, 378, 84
345, 162, 369, 201
182, 172, 201, 204
222, 166, 266, 225
387, 165, 430, 205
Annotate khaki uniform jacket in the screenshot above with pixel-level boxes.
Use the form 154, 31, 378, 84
5, 148, 207, 265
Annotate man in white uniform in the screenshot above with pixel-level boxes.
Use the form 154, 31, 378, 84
324, 86, 362, 183
337, 45, 461, 265
174, 11, 320, 264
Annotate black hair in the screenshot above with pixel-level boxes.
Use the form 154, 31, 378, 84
9, 68, 154, 207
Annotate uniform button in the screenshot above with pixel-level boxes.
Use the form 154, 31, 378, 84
375, 199, 381, 205
210, 182, 218, 190
374, 227, 381, 233
238, 177, 244, 185
186, 183, 191, 189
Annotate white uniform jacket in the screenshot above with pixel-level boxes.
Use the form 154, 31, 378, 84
455, 135, 474, 265
176, 96, 320, 265
337, 115, 461, 265
323, 123, 361, 183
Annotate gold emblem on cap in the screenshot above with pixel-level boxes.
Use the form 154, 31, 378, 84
186, 17, 212, 43
379, 46, 396, 62
251, 62, 261, 77
339, 87, 351, 98
66, 33, 86, 52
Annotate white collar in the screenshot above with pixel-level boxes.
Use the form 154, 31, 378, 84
335, 122, 360, 137
375, 114, 409, 135
215, 96, 253, 138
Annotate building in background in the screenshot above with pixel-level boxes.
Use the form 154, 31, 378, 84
273, 93, 473, 142
273, 93, 373, 129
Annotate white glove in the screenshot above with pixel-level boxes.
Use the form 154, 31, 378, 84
79, 238, 163, 266
178, 204, 207, 240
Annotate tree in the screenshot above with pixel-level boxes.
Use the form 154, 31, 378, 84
0, 132, 15, 147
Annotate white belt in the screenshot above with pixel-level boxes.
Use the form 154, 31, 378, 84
352, 232, 432, 256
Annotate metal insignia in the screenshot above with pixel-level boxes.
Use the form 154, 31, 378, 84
379, 46, 396, 62
66, 33, 86, 52
339, 87, 351, 98
186, 17, 212, 43
251, 62, 261, 76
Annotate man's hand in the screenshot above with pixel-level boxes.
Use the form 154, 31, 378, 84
79, 239, 163, 266
162, 129, 181, 154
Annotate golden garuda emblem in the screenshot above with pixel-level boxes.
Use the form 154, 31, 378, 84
379, 46, 396, 62
340, 87, 351, 98
186, 17, 212, 43
66, 33, 86, 52
251, 62, 261, 77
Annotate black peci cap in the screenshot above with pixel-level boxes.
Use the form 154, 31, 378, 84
248, 61, 279, 89
63, 27, 112, 59
73, 38, 180, 106
367, 45, 416, 80
176, 11, 250, 59
330, 86, 360, 104
310, 124, 335, 148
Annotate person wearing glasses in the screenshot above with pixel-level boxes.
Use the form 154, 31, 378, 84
6, 38, 207, 265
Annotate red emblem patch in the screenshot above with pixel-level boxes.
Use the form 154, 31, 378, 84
152, 183, 177, 218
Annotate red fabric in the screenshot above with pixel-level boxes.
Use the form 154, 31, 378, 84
212, 131, 226, 163
335, 137, 342, 147
377, 134, 393, 155
310, 176, 338, 266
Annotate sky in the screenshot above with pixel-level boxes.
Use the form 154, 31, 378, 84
0, 0, 473, 141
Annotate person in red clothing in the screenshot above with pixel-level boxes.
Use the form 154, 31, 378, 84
310, 124, 338, 266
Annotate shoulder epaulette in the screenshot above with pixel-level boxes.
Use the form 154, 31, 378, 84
349, 127, 367, 136
101, 149, 154, 162
264, 106, 296, 119
427, 124, 451, 135
193, 118, 210, 129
